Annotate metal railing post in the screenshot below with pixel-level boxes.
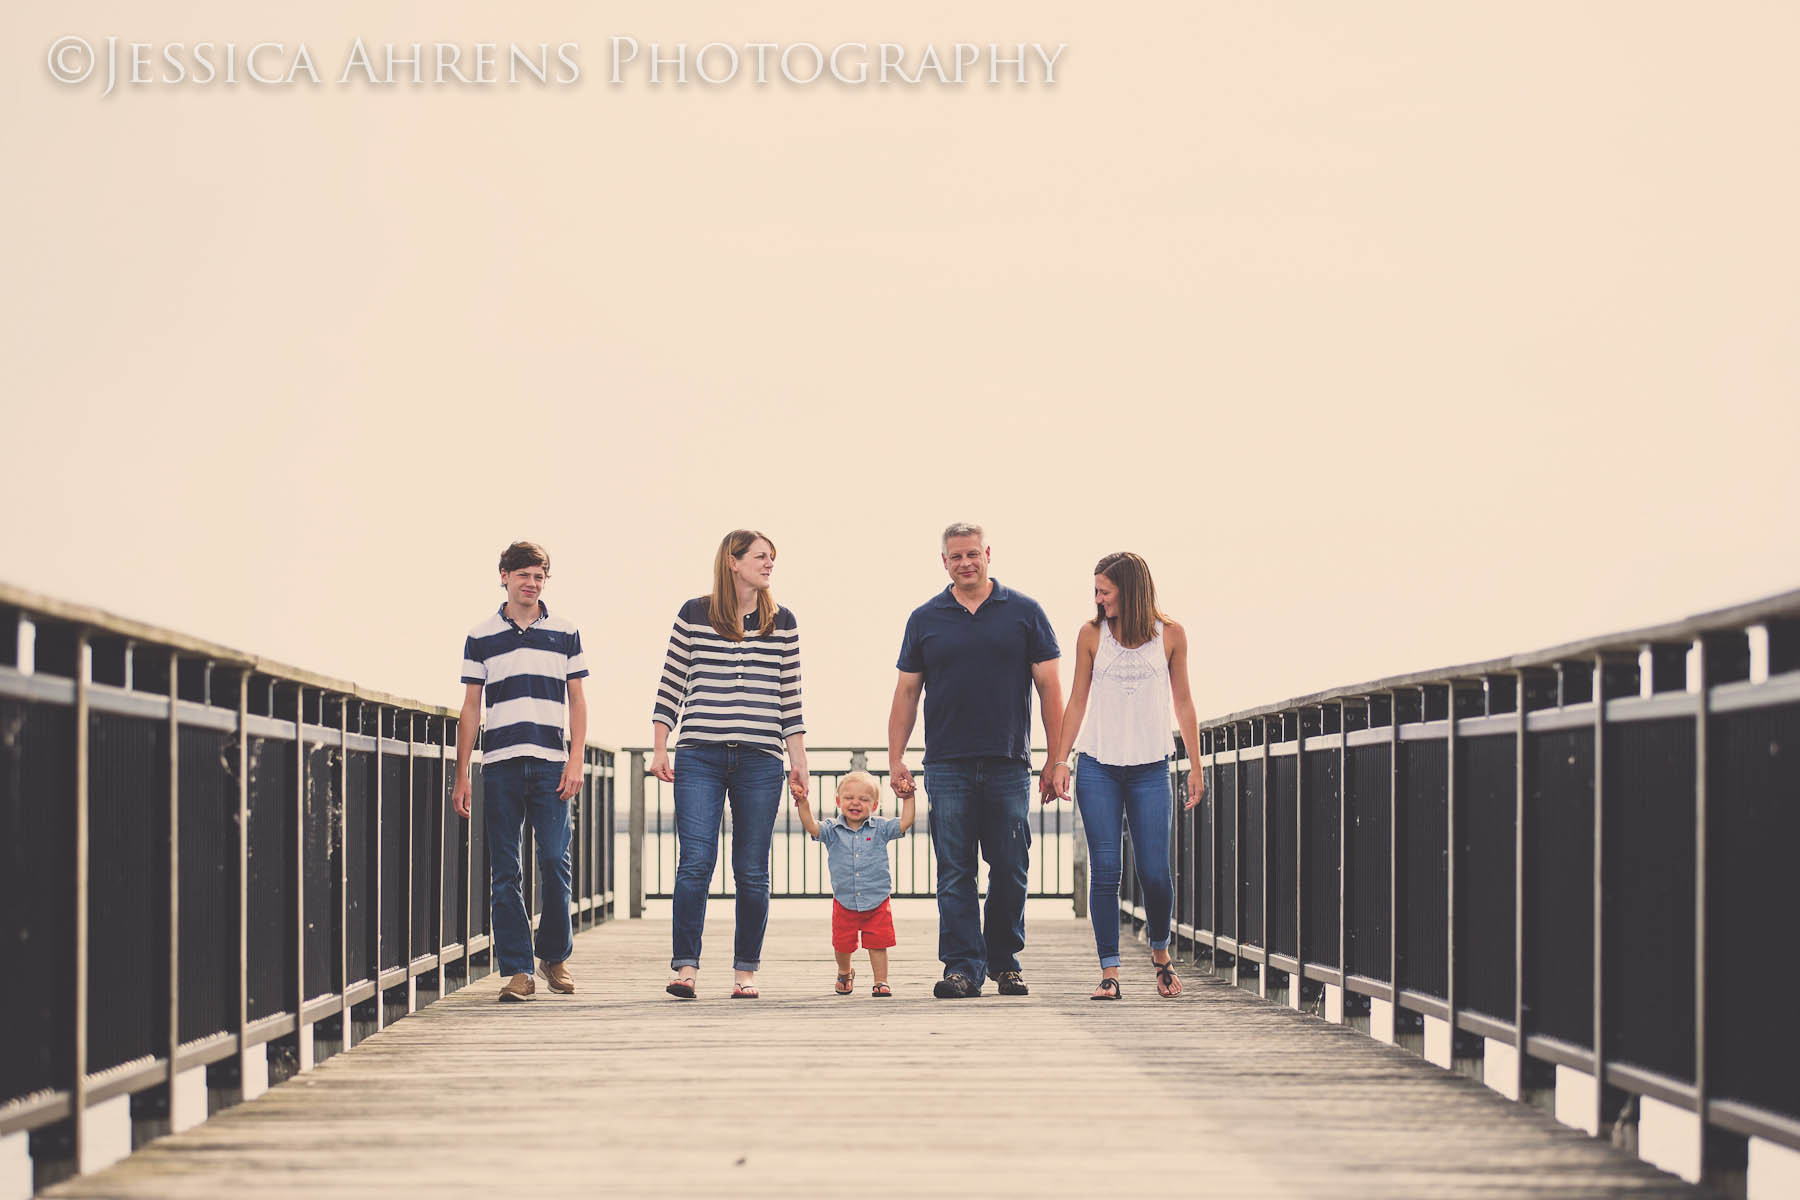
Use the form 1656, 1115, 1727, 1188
628, 750, 646, 919
71, 632, 91, 1167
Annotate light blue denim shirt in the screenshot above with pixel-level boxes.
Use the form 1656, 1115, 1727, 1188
814, 816, 906, 911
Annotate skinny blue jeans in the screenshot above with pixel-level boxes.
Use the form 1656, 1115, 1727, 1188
670, 742, 784, 972
1075, 755, 1174, 968
483, 756, 573, 978
925, 757, 1032, 988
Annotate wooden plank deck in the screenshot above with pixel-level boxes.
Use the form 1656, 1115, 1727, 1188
49, 909, 1699, 1199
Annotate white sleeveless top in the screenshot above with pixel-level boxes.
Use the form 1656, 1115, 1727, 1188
1072, 619, 1174, 766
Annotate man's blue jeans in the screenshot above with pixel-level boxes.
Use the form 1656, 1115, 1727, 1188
670, 743, 784, 972
1075, 755, 1174, 967
483, 756, 573, 978
925, 757, 1031, 988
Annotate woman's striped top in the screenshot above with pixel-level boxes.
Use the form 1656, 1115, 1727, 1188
651, 597, 805, 758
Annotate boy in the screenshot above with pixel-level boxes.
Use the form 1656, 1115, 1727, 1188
451, 541, 588, 1003
794, 770, 914, 996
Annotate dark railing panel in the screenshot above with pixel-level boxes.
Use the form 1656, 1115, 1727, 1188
177, 724, 235, 1044
379, 752, 408, 972
1710, 700, 1800, 1123
345, 749, 377, 986
411, 747, 439, 957
1239, 757, 1264, 948
1525, 726, 1595, 1048
1455, 732, 1516, 1022
441, 762, 466, 946
1216, 761, 1237, 939
470, 766, 490, 937
1196, 762, 1215, 933
245, 736, 296, 1023
1603, 718, 1697, 1082
87, 713, 168, 1074
1344, 742, 1391, 982
302, 741, 339, 999
1396, 738, 1449, 1000
0, 698, 76, 1102
1270, 754, 1298, 959
1173, 756, 1194, 931
1301, 748, 1340, 969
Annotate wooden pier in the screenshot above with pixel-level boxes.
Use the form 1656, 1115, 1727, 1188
45, 911, 1698, 1199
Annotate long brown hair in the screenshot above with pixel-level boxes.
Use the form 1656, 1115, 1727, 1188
1092, 551, 1166, 648
707, 529, 779, 641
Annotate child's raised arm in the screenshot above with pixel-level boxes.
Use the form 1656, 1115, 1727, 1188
794, 792, 822, 838
896, 786, 916, 834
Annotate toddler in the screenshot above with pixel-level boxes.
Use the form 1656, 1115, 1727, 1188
794, 770, 914, 996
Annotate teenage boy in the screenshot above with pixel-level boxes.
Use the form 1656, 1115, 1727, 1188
888, 522, 1063, 999
452, 541, 588, 1002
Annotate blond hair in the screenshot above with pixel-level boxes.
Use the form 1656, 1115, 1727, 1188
836, 770, 882, 806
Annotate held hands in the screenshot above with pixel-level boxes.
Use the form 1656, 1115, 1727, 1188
650, 748, 674, 783
788, 765, 810, 804
1185, 771, 1205, 811
1046, 762, 1072, 803
890, 763, 916, 801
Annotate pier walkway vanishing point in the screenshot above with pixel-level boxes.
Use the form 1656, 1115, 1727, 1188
45, 910, 1698, 1200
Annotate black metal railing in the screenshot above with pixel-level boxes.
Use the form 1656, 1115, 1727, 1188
0, 583, 616, 1185
621, 749, 1078, 908
1120, 587, 1800, 1163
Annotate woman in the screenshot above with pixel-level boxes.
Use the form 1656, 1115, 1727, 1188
1048, 552, 1203, 999
650, 530, 808, 999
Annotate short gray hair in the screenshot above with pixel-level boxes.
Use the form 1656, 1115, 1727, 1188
941, 522, 985, 550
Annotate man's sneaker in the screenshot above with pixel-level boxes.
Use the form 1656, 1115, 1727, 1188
995, 970, 1029, 996
498, 973, 536, 1002
933, 973, 981, 999
538, 960, 575, 994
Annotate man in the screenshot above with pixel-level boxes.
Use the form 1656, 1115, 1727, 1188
889, 523, 1063, 998
452, 541, 588, 1002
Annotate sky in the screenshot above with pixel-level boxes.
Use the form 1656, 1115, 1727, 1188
3, 2, 1797, 749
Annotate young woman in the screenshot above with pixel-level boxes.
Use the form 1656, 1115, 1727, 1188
1048, 552, 1203, 1000
650, 530, 808, 999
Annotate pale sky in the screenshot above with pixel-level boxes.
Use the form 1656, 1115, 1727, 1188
4, 2, 1796, 748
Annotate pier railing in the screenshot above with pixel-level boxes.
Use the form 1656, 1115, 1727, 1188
621, 748, 1081, 910
1120, 587, 1800, 1168
0, 583, 616, 1185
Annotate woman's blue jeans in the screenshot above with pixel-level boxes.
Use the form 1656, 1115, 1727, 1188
670, 742, 783, 972
1075, 755, 1174, 967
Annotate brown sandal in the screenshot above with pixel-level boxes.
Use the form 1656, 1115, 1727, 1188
834, 969, 855, 996
871, 982, 893, 997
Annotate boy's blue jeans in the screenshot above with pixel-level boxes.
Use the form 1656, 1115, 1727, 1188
483, 756, 573, 978
670, 742, 784, 972
925, 757, 1031, 988
1075, 755, 1174, 967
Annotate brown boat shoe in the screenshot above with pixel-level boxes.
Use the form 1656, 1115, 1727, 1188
497, 972, 536, 1002
538, 960, 575, 994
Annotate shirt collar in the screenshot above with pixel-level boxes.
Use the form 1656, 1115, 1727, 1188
932, 580, 1009, 610
498, 601, 550, 632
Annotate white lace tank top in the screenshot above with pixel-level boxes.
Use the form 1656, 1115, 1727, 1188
1072, 619, 1174, 767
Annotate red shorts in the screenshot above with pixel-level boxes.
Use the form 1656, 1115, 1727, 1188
832, 898, 896, 953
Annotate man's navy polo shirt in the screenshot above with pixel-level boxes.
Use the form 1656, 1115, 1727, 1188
896, 580, 1060, 765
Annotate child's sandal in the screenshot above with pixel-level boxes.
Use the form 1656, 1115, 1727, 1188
834, 969, 855, 996
871, 982, 893, 997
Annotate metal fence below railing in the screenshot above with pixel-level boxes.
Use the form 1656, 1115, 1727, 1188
621, 749, 1081, 909
1118, 587, 1800, 1173
0, 583, 616, 1189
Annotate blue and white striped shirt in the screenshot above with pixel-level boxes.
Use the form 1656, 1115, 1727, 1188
651, 598, 804, 758
461, 603, 588, 765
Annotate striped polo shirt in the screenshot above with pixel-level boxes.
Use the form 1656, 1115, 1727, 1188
651, 597, 804, 758
461, 602, 588, 764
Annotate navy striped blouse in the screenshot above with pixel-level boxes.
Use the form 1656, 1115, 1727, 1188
651, 598, 805, 758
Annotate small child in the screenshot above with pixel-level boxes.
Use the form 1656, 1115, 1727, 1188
794, 770, 915, 996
